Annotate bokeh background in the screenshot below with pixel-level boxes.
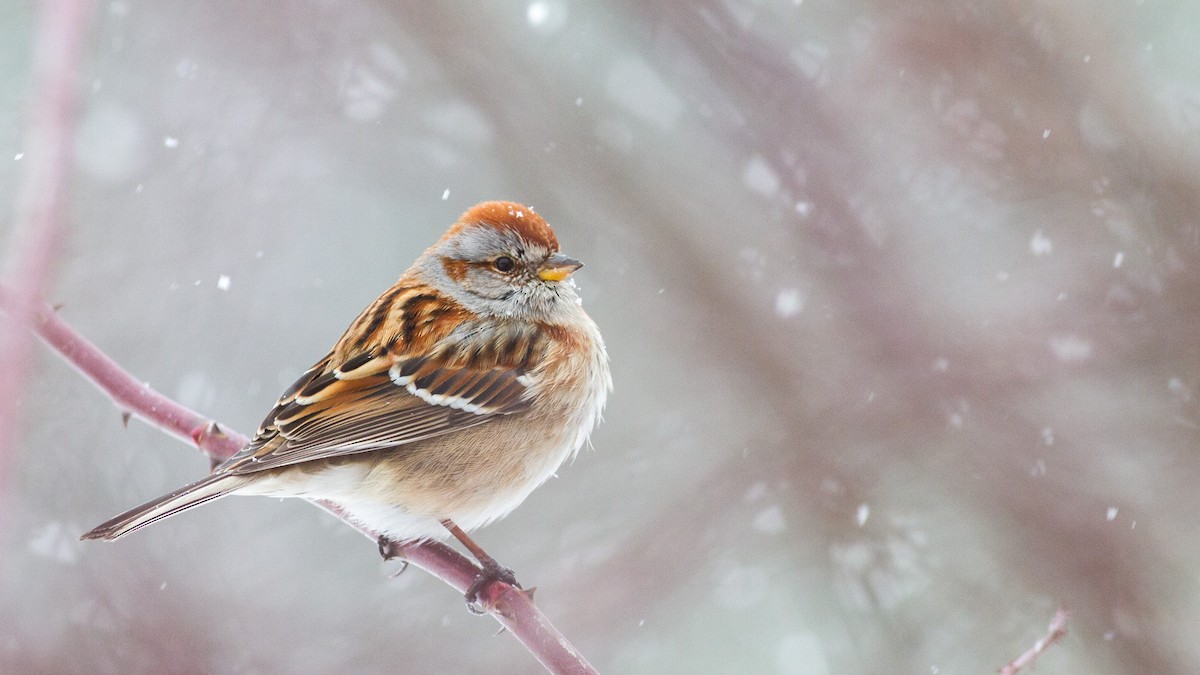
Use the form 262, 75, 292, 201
3, 1, 1200, 673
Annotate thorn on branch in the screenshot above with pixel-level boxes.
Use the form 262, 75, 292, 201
120, 411, 131, 427
190, 420, 224, 446
187, 421, 231, 470
191, 420, 229, 455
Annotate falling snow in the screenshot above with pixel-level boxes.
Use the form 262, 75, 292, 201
1049, 335, 1093, 362
526, 0, 567, 34
743, 154, 781, 197
7, 5, 1196, 674
1168, 377, 1192, 401
1030, 229, 1053, 255
856, 503, 870, 527
752, 505, 786, 533
775, 288, 805, 318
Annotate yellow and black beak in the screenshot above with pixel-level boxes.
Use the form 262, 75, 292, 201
537, 253, 583, 282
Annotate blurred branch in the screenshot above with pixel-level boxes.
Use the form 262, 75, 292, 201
0, 285, 597, 675
0, 0, 94, 484
1000, 607, 1069, 675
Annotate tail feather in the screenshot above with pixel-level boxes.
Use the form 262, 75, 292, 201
81, 473, 247, 541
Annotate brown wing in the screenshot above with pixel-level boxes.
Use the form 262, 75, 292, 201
217, 349, 531, 475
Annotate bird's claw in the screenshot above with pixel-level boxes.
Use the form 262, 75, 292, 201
464, 562, 520, 614
377, 537, 411, 577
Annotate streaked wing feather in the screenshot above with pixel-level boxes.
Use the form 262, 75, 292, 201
219, 352, 531, 474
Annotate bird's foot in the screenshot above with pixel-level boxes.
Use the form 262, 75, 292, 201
378, 536, 411, 577
464, 561, 521, 615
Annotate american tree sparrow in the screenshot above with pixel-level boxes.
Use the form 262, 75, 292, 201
83, 201, 612, 605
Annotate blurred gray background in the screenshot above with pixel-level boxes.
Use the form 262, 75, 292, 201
3, 1, 1200, 673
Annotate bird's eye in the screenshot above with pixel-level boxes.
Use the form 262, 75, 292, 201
493, 256, 515, 272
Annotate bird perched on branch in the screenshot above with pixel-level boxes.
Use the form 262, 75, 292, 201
82, 201, 612, 607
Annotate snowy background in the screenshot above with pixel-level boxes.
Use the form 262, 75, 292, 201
4, 1, 1200, 673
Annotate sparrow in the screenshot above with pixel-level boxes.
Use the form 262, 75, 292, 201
82, 201, 612, 606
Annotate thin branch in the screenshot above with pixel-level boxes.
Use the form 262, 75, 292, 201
1000, 606, 1070, 675
0, 286, 597, 675
0, 0, 95, 481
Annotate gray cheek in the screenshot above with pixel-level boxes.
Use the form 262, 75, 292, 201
465, 269, 515, 301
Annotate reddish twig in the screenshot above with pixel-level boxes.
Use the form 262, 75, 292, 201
1000, 606, 1070, 675
0, 0, 95, 481
0, 287, 597, 675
